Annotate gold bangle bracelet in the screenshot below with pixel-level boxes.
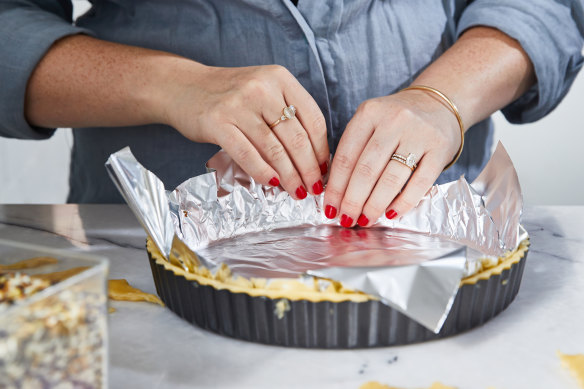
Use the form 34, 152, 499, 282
400, 85, 465, 171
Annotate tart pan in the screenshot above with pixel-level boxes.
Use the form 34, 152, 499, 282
147, 248, 527, 348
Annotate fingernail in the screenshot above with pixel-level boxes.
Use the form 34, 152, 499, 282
296, 185, 308, 199
269, 177, 280, 187
340, 214, 353, 228
312, 180, 323, 195
357, 214, 369, 227
325, 204, 337, 219
319, 162, 328, 175
386, 209, 398, 219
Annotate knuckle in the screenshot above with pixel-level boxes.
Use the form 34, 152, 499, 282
244, 78, 269, 98
256, 123, 272, 137
355, 162, 375, 180
358, 99, 381, 116
341, 196, 362, 213
223, 95, 243, 113
289, 130, 309, 151
325, 185, 343, 199
367, 202, 386, 218
333, 153, 353, 172
282, 175, 303, 192
233, 145, 254, 164
306, 113, 328, 151
379, 171, 404, 189
206, 107, 226, 124
311, 113, 327, 134
304, 165, 322, 179
395, 104, 417, 120
367, 137, 383, 154
266, 142, 287, 162
268, 64, 290, 79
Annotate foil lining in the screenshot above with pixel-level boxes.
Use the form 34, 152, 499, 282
106, 142, 525, 333
106, 148, 174, 257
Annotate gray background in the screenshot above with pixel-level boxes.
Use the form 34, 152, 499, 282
1, 0, 582, 205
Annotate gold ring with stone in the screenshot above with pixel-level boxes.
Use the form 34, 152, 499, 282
269, 105, 297, 129
390, 153, 417, 171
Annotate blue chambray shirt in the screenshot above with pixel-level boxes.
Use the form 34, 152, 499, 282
0, 0, 582, 203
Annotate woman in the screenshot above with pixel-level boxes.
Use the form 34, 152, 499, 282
0, 0, 582, 227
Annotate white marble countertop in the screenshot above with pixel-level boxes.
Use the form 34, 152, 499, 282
0, 204, 583, 389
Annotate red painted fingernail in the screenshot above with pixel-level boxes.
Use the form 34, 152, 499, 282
319, 162, 328, 175
340, 214, 353, 228
357, 214, 369, 227
312, 180, 323, 195
325, 204, 337, 219
296, 185, 307, 199
386, 209, 398, 219
269, 177, 280, 187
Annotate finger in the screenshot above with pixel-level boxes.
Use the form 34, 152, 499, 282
269, 108, 323, 196
280, 73, 330, 173
323, 114, 375, 223
361, 148, 422, 226
218, 124, 279, 187
238, 112, 307, 199
337, 130, 398, 227
385, 151, 445, 218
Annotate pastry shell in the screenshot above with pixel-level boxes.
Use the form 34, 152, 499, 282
146, 238, 529, 348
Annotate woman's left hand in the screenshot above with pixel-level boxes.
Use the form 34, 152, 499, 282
323, 89, 462, 227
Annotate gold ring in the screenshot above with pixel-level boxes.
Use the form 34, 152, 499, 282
390, 153, 417, 171
269, 105, 296, 129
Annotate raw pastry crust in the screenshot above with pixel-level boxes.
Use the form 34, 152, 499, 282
108, 279, 164, 306
147, 238, 529, 303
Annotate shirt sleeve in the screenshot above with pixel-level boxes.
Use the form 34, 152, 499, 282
0, 0, 94, 139
457, 0, 584, 124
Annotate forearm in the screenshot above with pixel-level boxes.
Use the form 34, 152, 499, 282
412, 26, 536, 129
25, 34, 202, 128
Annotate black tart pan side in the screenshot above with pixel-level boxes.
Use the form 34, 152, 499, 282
148, 252, 527, 348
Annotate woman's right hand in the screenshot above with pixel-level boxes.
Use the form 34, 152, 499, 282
161, 63, 329, 199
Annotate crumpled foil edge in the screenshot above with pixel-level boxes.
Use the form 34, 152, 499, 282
105, 142, 525, 333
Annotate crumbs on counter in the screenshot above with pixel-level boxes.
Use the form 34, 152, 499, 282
387, 355, 398, 364
108, 279, 164, 306
359, 382, 456, 389
558, 351, 584, 389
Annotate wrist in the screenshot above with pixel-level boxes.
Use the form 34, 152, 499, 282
141, 55, 210, 126
400, 85, 465, 170
397, 87, 461, 134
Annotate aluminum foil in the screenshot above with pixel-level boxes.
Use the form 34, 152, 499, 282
105, 142, 525, 333
106, 148, 175, 257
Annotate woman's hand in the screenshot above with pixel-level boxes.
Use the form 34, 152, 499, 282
25, 28, 532, 206
323, 89, 462, 227
25, 35, 329, 200
322, 26, 536, 228
163, 64, 329, 199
